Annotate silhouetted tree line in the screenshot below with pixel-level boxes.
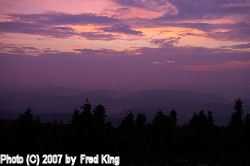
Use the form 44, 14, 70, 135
1, 98, 250, 166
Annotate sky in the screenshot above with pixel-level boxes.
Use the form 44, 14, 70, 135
0, 0, 250, 94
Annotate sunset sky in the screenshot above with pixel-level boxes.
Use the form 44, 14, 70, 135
0, 0, 250, 93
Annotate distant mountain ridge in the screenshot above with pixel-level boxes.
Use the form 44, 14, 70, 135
0, 87, 249, 125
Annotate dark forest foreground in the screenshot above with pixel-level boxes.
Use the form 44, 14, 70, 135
1, 98, 250, 166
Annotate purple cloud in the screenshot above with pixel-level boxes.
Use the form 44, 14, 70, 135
151, 37, 180, 47
101, 24, 143, 35
115, 8, 131, 14
113, 0, 250, 21
1, 1, 249, 42
0, 21, 123, 39
207, 23, 250, 42
113, 0, 177, 13
161, 0, 250, 20
0, 43, 56, 55
11, 13, 118, 26
0, 22, 76, 38
1, 44, 250, 90
134, 20, 250, 42
223, 43, 250, 49
81, 32, 118, 41
0, 13, 143, 38
131, 0, 250, 42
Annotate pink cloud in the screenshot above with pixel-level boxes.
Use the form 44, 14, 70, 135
0, 0, 114, 14
183, 60, 250, 71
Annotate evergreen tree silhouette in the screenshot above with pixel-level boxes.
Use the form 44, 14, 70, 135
81, 99, 92, 116
189, 111, 212, 129
229, 98, 243, 129
2, 96, 250, 165
93, 104, 107, 126
13, 107, 40, 152
80, 99, 92, 127
16, 107, 35, 125
244, 113, 250, 129
169, 109, 177, 127
207, 111, 214, 126
119, 111, 135, 133
153, 110, 168, 128
71, 109, 81, 127
135, 112, 146, 131
152, 110, 177, 129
